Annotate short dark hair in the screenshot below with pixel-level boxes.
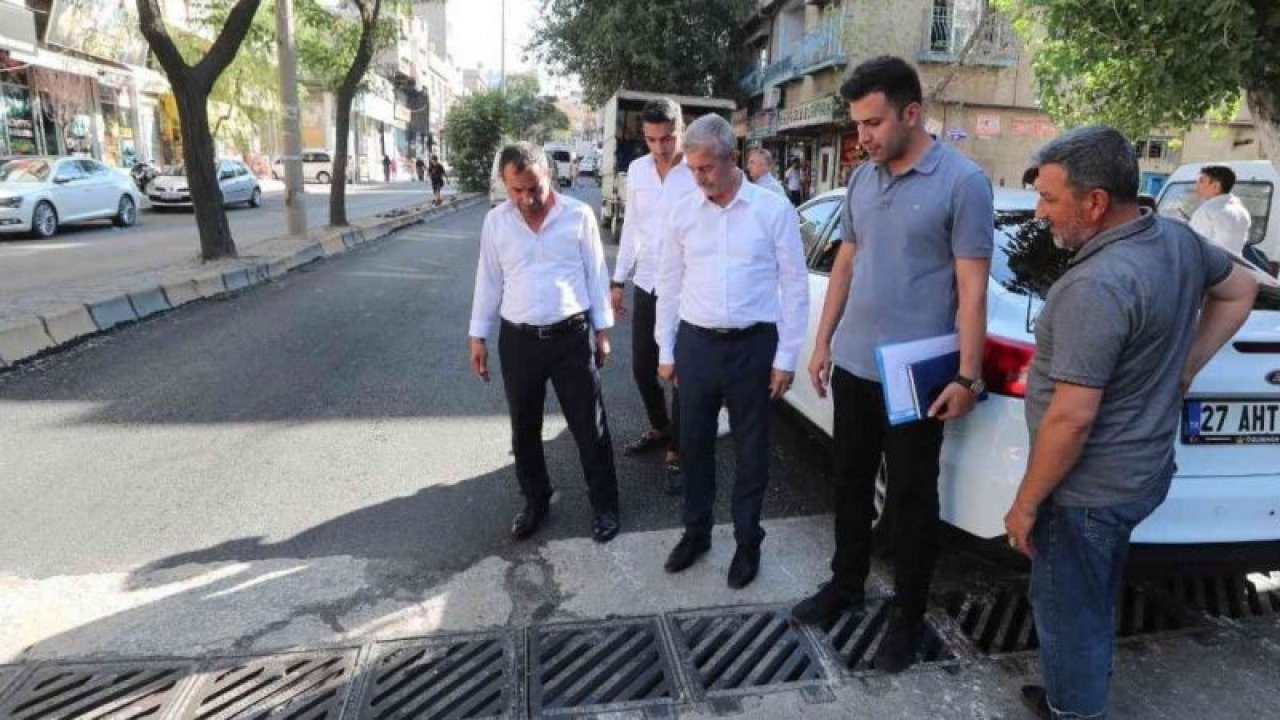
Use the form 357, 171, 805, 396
1200, 165, 1236, 193
840, 56, 923, 114
1031, 125, 1139, 204
640, 98, 683, 130
498, 141, 549, 177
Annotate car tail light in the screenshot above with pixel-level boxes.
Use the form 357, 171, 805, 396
983, 336, 1036, 398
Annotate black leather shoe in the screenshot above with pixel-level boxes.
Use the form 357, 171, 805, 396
592, 512, 620, 543
1019, 685, 1052, 720
510, 501, 548, 541
872, 606, 924, 673
662, 462, 684, 496
664, 533, 711, 573
622, 430, 668, 456
726, 544, 761, 589
791, 583, 865, 626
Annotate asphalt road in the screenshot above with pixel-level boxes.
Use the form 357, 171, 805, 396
0, 182, 834, 581
0, 180, 439, 300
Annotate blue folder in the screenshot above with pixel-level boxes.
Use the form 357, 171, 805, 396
906, 351, 960, 421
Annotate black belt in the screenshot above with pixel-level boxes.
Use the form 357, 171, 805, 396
503, 312, 589, 339
683, 321, 773, 338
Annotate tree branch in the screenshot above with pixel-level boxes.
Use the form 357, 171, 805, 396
135, 0, 191, 79
928, 0, 993, 104
193, 0, 265, 93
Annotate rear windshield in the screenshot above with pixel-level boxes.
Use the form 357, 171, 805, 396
551, 151, 571, 162
990, 210, 1072, 300
1157, 180, 1274, 246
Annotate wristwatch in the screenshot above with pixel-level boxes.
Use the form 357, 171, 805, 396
954, 374, 986, 395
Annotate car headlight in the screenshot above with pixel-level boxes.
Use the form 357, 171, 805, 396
0, 196, 22, 208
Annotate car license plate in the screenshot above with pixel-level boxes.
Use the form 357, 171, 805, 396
1183, 399, 1280, 444
164, 192, 179, 199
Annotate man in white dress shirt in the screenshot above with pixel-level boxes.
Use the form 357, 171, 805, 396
746, 148, 788, 198
611, 98, 699, 494
469, 142, 621, 544
655, 114, 809, 589
1189, 165, 1252, 256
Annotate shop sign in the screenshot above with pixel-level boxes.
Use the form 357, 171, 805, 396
946, 126, 969, 141
746, 110, 776, 140
1034, 118, 1057, 138
975, 114, 1001, 136
46, 0, 149, 67
1010, 118, 1033, 136
732, 108, 749, 136
776, 95, 843, 131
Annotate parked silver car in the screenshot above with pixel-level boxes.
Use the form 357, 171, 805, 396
0, 156, 140, 238
147, 159, 262, 210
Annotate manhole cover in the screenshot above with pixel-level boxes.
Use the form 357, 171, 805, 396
177, 650, 357, 720
668, 607, 823, 697
0, 660, 193, 720
358, 632, 516, 719
942, 580, 1200, 656
1160, 571, 1280, 621
815, 599, 954, 672
530, 617, 674, 715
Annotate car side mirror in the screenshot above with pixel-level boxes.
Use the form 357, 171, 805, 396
220, 171, 235, 180
53, 177, 72, 184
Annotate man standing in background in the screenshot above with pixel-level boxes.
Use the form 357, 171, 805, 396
746, 147, 787, 198
1189, 164, 1252, 255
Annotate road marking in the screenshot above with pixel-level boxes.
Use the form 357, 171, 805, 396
0, 242, 90, 257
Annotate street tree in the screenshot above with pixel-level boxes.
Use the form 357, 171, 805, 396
998, 0, 1280, 165
136, 0, 262, 261
320, 0, 386, 228
443, 83, 571, 193
530, 0, 755, 105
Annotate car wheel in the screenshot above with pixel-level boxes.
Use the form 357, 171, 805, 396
31, 201, 57, 238
112, 195, 137, 227
316, 171, 331, 184
247, 186, 262, 208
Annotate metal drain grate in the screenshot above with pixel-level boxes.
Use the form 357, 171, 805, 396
668, 607, 823, 697
817, 600, 954, 672
1160, 571, 1280, 621
942, 580, 1198, 656
178, 650, 356, 720
530, 618, 673, 715
0, 660, 192, 720
358, 633, 515, 720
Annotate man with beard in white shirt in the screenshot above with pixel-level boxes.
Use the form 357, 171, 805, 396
469, 142, 621, 544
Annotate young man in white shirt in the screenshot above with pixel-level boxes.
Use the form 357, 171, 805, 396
746, 147, 788, 198
784, 157, 804, 206
1189, 165, 1252, 255
611, 98, 699, 494
469, 142, 621, 544
655, 114, 809, 589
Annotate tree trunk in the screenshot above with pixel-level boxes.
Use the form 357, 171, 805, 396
1247, 89, 1280, 179
328, 0, 382, 228
173, 84, 234, 259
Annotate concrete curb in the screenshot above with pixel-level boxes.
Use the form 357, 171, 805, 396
0, 194, 483, 369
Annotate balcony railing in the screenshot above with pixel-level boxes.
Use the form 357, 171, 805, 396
919, 4, 1019, 66
762, 56, 795, 86
790, 13, 846, 71
740, 65, 764, 95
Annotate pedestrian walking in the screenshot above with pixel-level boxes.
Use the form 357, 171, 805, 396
784, 157, 804, 206
381, 154, 391, 183
428, 155, 446, 206
611, 98, 699, 494
1189, 164, 1252, 255
1008, 126, 1257, 719
746, 148, 787, 198
790, 56, 994, 675
655, 114, 808, 589
415, 156, 426, 182
468, 142, 621, 544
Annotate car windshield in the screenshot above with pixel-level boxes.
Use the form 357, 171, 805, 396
162, 165, 186, 176
990, 210, 1073, 300
1157, 180, 1274, 246
0, 159, 51, 182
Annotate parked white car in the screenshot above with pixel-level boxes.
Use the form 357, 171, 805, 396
272, 149, 336, 184
788, 187, 1280, 560
147, 159, 262, 210
0, 156, 140, 238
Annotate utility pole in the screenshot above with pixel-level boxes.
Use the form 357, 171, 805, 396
500, 0, 507, 93
276, 0, 307, 236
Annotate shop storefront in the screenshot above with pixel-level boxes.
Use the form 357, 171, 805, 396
0, 73, 39, 156
776, 94, 847, 198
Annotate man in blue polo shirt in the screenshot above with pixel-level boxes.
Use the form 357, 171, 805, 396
791, 56, 994, 674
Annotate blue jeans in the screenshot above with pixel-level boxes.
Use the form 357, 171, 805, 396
1030, 483, 1169, 719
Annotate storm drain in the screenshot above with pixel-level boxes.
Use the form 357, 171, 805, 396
941, 580, 1198, 656
817, 600, 954, 672
1160, 571, 1280, 621
0, 660, 192, 720
358, 633, 515, 720
177, 650, 357, 720
668, 607, 823, 697
530, 618, 673, 715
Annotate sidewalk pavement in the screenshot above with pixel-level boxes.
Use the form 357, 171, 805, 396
0, 192, 483, 369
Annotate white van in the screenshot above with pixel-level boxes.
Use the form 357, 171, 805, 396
489, 147, 562, 206
1156, 160, 1278, 262
272, 149, 336, 184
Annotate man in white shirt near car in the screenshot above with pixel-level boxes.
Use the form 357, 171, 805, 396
469, 142, 621, 545
1189, 164, 1252, 255
611, 98, 700, 494
655, 114, 808, 589
746, 147, 788, 198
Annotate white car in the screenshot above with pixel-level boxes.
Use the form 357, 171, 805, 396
0, 156, 140, 238
273, 149, 336, 184
147, 159, 261, 210
788, 187, 1280, 561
